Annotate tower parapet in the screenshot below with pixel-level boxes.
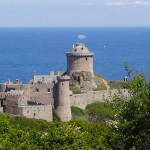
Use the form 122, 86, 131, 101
66, 43, 94, 77
55, 76, 72, 121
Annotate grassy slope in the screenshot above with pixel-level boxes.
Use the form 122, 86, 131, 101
71, 102, 116, 122
94, 75, 109, 90
94, 75, 124, 90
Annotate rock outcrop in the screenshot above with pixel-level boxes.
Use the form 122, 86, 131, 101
70, 71, 109, 93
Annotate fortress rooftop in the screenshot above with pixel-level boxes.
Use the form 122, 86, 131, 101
66, 43, 94, 56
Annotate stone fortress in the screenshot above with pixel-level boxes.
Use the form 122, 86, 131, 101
0, 43, 129, 121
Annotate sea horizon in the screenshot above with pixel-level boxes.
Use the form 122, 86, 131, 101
0, 26, 150, 28
0, 27, 150, 83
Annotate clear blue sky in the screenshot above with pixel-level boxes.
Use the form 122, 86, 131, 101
0, 0, 150, 27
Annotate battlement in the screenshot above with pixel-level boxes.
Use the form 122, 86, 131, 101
66, 43, 94, 56
32, 73, 61, 84
6, 90, 24, 97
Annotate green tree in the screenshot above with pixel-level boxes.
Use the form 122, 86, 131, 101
107, 74, 150, 150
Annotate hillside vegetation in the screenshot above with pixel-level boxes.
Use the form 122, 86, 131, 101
0, 74, 150, 149
0, 113, 110, 150
71, 102, 116, 122
93, 75, 110, 90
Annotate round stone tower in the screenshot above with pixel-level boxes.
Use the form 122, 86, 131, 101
55, 76, 72, 121
66, 43, 94, 77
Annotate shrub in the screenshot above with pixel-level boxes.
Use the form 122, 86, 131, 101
85, 102, 116, 122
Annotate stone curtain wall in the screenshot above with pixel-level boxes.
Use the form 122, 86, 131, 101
18, 105, 52, 122
30, 84, 54, 105
5, 95, 20, 114
70, 89, 129, 109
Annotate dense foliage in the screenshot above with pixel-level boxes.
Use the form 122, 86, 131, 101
0, 113, 110, 150
71, 74, 150, 149
107, 74, 150, 150
85, 102, 116, 122
71, 102, 116, 122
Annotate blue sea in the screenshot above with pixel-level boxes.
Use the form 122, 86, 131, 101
0, 27, 150, 83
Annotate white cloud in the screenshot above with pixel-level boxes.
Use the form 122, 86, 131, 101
104, 0, 150, 6
104, 2, 128, 6
79, 2, 95, 6
134, 0, 150, 5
